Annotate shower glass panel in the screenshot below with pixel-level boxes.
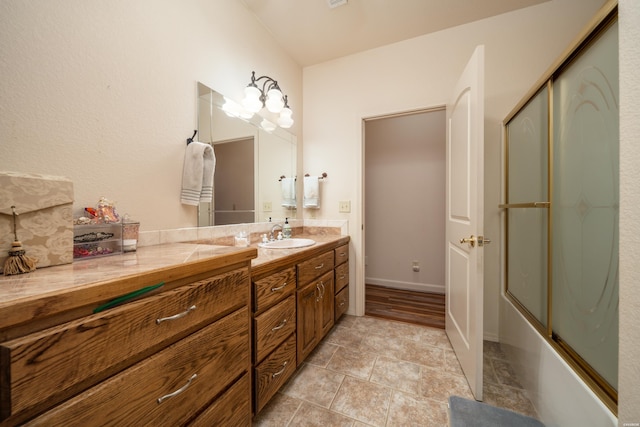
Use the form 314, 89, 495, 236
506, 87, 549, 326
551, 19, 619, 391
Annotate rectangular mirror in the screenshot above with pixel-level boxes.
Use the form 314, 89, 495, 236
197, 82, 297, 226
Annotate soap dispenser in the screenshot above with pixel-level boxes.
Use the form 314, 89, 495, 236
283, 217, 292, 239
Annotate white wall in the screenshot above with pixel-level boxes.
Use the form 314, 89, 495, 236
302, 0, 605, 340
0, 0, 302, 231
618, 0, 640, 424
364, 110, 446, 294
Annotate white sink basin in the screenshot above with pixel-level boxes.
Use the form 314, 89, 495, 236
259, 238, 316, 249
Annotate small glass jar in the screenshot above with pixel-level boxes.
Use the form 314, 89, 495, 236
122, 221, 140, 252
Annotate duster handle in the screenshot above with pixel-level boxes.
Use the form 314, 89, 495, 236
11, 205, 18, 241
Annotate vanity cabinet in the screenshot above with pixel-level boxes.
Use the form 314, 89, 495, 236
251, 267, 297, 413
296, 251, 335, 364
250, 235, 349, 415
334, 243, 350, 321
0, 252, 254, 426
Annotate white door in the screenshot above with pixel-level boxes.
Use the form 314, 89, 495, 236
445, 45, 485, 401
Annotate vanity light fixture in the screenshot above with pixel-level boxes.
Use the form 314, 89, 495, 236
242, 71, 294, 129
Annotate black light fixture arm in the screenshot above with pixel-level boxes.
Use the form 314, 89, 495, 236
249, 71, 281, 94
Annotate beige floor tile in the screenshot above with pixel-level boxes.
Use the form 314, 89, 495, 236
357, 332, 405, 360
483, 355, 499, 384
288, 401, 356, 426
253, 316, 539, 426
306, 340, 339, 367
484, 340, 508, 360
483, 382, 538, 418
419, 367, 474, 403
281, 363, 345, 408
331, 376, 392, 427
252, 393, 301, 426
415, 327, 452, 349
336, 314, 358, 328
325, 324, 365, 348
491, 357, 524, 388
386, 391, 449, 427
327, 346, 378, 379
370, 356, 422, 396
397, 338, 445, 368
444, 349, 465, 376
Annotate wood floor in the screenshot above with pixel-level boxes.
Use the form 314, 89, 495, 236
365, 284, 445, 329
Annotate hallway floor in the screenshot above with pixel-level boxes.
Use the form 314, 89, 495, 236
252, 315, 538, 426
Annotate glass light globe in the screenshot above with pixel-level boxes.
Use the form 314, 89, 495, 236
242, 85, 263, 113
265, 88, 284, 113
277, 107, 294, 128
260, 119, 277, 132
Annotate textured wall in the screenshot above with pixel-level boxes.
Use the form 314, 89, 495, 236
0, 0, 301, 231
619, 0, 640, 424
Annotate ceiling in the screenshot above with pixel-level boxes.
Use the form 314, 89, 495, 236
240, 0, 549, 67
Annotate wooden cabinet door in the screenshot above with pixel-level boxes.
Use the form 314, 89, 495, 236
317, 271, 334, 339
296, 282, 318, 365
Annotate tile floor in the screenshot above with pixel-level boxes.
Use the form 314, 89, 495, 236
253, 315, 538, 426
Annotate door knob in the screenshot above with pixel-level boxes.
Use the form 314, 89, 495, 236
478, 236, 491, 247
460, 235, 476, 247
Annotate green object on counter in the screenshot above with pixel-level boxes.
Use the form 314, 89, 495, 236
93, 282, 165, 313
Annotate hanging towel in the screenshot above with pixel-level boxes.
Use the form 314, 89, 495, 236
181, 142, 216, 206
303, 175, 320, 208
281, 177, 297, 208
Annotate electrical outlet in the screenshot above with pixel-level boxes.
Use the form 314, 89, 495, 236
412, 261, 420, 272
339, 200, 351, 213
263, 201, 272, 212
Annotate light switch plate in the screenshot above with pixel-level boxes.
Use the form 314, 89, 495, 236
339, 201, 351, 213
263, 201, 272, 212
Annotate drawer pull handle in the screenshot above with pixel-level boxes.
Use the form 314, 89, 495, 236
339, 302, 345, 307
157, 373, 197, 404
272, 318, 288, 331
339, 252, 347, 257
271, 282, 288, 292
340, 275, 346, 279
315, 263, 324, 270
156, 305, 196, 324
272, 361, 288, 378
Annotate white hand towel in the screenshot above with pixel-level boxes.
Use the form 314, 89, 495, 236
181, 142, 216, 206
303, 176, 320, 208
281, 177, 297, 208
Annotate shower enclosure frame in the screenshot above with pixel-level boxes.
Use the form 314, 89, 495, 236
501, 2, 618, 414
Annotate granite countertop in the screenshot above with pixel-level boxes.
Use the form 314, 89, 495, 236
0, 233, 349, 309
250, 234, 349, 269
0, 243, 253, 306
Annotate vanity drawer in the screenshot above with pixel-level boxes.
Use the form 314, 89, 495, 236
254, 295, 296, 363
335, 286, 349, 321
188, 373, 250, 427
335, 261, 349, 293
334, 244, 349, 267
254, 334, 296, 413
29, 307, 250, 426
253, 267, 296, 313
0, 267, 249, 420
297, 250, 334, 286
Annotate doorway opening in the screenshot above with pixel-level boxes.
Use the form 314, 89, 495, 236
363, 107, 446, 329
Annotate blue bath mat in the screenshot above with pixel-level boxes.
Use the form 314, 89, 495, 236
448, 396, 545, 427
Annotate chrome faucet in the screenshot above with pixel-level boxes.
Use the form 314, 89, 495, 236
270, 224, 283, 241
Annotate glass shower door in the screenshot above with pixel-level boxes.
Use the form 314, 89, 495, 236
506, 86, 549, 327
551, 19, 619, 392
